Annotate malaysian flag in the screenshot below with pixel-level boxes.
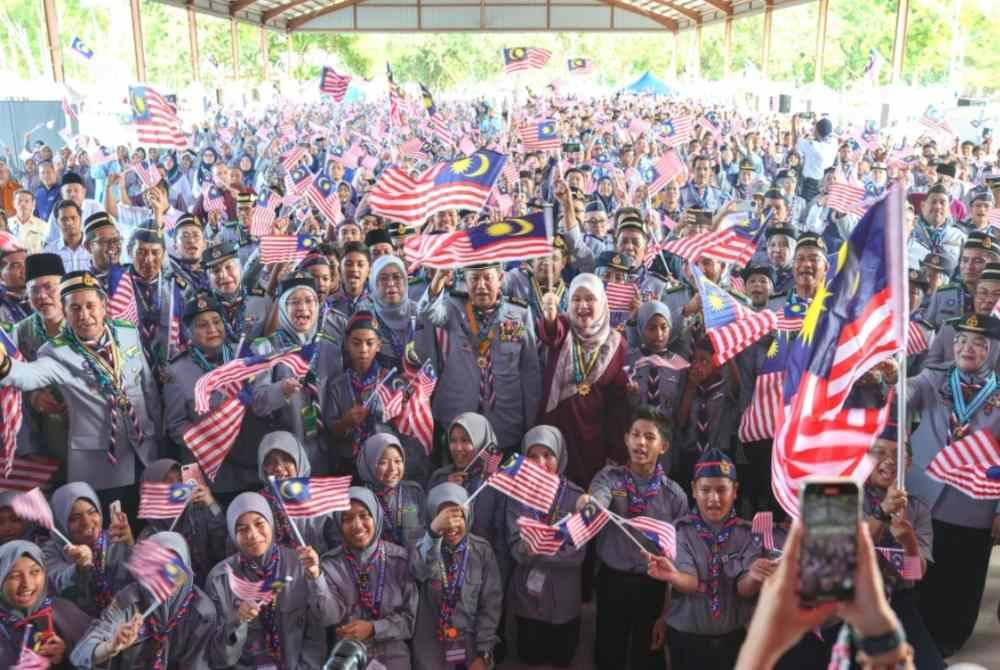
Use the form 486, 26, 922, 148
563, 502, 610, 547
567, 58, 593, 74
503, 47, 552, 73
925, 429, 1000, 500
393, 363, 438, 456
827, 182, 867, 216
918, 109, 953, 138
126, 540, 187, 602
184, 390, 252, 481
138, 481, 194, 520
771, 190, 905, 517
307, 172, 344, 225
621, 515, 676, 559
646, 150, 685, 197
516, 516, 565, 556
0, 456, 59, 492
107, 266, 139, 325
985, 208, 1000, 230
875, 546, 923, 580
605, 282, 638, 312
128, 86, 187, 149
907, 320, 929, 356
400, 138, 429, 162
319, 66, 351, 102
281, 146, 310, 172
487, 454, 561, 513
259, 235, 319, 265
225, 564, 286, 605
193, 346, 314, 414
70, 36, 93, 60
518, 120, 560, 151
751, 511, 775, 551
738, 333, 790, 443
285, 166, 312, 200
10, 488, 55, 531
0, 329, 22, 478
250, 191, 280, 237
692, 264, 775, 365
368, 150, 507, 227
130, 161, 162, 190
633, 353, 690, 371
386, 63, 404, 128
404, 212, 550, 270
269, 475, 352, 518
661, 116, 694, 147
203, 186, 227, 214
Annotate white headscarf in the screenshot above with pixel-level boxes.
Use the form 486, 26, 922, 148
567, 273, 611, 350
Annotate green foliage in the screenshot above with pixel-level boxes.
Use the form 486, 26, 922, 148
0, 0, 996, 96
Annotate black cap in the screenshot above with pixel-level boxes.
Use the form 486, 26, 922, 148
741, 264, 775, 283
183, 291, 224, 324
738, 159, 755, 171
815, 118, 833, 139
920, 253, 951, 274
25, 253, 65, 282
584, 200, 608, 215
597, 252, 634, 272
59, 270, 104, 299
970, 189, 995, 205
965, 232, 999, 256
60, 172, 84, 187
202, 242, 239, 268
935, 162, 957, 178
279, 272, 317, 296
172, 213, 202, 232
796, 233, 827, 253
364, 228, 393, 248
908, 268, 929, 289
83, 211, 116, 240
926, 183, 950, 197
765, 225, 798, 241
980, 262, 1000, 283
954, 313, 1000, 339
131, 224, 165, 248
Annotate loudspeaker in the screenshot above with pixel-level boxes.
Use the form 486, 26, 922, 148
778, 94, 792, 114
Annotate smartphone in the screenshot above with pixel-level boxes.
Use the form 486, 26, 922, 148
109, 500, 122, 519
562, 142, 582, 153
798, 479, 860, 605
181, 463, 207, 488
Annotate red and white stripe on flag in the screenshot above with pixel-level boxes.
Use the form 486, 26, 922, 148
184, 394, 248, 481
281, 146, 309, 172
621, 515, 676, 559
126, 539, 183, 603
563, 504, 610, 547
516, 516, 565, 556
10, 488, 55, 530
394, 366, 438, 456
906, 320, 929, 356
0, 456, 59, 492
826, 182, 867, 216
132, 86, 187, 149
737, 371, 783, 442
319, 67, 351, 102
647, 150, 685, 197
225, 564, 278, 605
368, 162, 498, 227
250, 193, 280, 237
108, 271, 139, 325
875, 546, 923, 580
275, 476, 352, 518
0, 329, 23, 480
751, 511, 775, 551
193, 348, 312, 414
605, 282, 638, 311
138, 481, 193, 519
488, 455, 560, 513
706, 309, 777, 366
925, 429, 1000, 500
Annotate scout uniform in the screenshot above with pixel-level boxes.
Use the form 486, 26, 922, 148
923, 232, 998, 327
581, 200, 615, 257
411, 483, 503, 670
589, 460, 688, 670
957, 190, 995, 235
906, 187, 966, 270
368, 255, 439, 377
166, 213, 211, 297
763, 226, 797, 295
318, 487, 419, 670
680, 178, 730, 212
203, 241, 272, 344
666, 450, 761, 670
503, 235, 570, 326
627, 301, 689, 420
416, 265, 542, 450
0, 286, 30, 324
597, 251, 636, 331
163, 293, 270, 494
906, 268, 936, 376
129, 225, 188, 372
357, 433, 428, 552
0, 271, 160, 493
906, 314, 1000, 656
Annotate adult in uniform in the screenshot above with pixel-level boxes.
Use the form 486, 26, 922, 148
680, 155, 730, 211
763, 226, 796, 296
581, 200, 614, 257
923, 231, 999, 327
0, 244, 31, 324
127, 225, 187, 372
368, 255, 436, 373
774, 232, 828, 312
958, 189, 995, 235
203, 241, 272, 344
905, 314, 1000, 657
504, 235, 570, 325
906, 268, 936, 376
741, 264, 776, 311
919, 252, 951, 297
925, 262, 1000, 368
417, 262, 541, 451
166, 213, 210, 297
907, 183, 966, 271
0, 271, 160, 509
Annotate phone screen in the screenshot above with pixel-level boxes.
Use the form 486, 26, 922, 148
799, 481, 859, 604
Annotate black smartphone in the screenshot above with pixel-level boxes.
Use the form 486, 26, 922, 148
799, 479, 860, 605
562, 142, 582, 153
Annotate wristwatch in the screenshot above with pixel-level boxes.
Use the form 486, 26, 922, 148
853, 623, 906, 657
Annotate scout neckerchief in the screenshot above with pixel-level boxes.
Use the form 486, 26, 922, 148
436, 535, 470, 642
948, 366, 997, 439
259, 488, 300, 550
64, 324, 144, 465
90, 531, 115, 610
465, 300, 502, 410
0, 289, 30, 323
528, 478, 567, 525
345, 541, 386, 620
348, 361, 383, 453
623, 463, 664, 516
374, 311, 415, 364
639, 345, 670, 408
216, 289, 248, 342
237, 545, 283, 669
132, 270, 162, 342
690, 509, 740, 619
271, 333, 323, 438
571, 336, 601, 397
694, 377, 725, 452
141, 587, 196, 670
915, 218, 946, 252
374, 484, 404, 545
27, 313, 61, 358
190, 342, 234, 373
529, 275, 565, 318
0, 595, 53, 647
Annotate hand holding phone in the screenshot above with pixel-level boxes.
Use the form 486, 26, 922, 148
798, 479, 859, 605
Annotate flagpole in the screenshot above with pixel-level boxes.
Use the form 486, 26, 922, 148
892, 187, 909, 491
50, 526, 73, 547
461, 443, 494, 475
362, 366, 398, 409
598, 503, 656, 556
266, 476, 309, 547
463, 478, 492, 508
140, 599, 161, 619
167, 496, 193, 532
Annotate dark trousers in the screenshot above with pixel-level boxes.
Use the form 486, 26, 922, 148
916, 519, 993, 656
595, 566, 667, 670
741, 439, 775, 516
667, 627, 745, 670
892, 588, 945, 670
516, 615, 580, 667
801, 177, 821, 202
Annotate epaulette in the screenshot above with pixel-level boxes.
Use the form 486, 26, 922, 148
507, 296, 528, 308
408, 276, 426, 286
661, 284, 686, 296
112, 319, 137, 329
315, 331, 336, 343
0, 322, 13, 334
943, 315, 964, 326
449, 289, 469, 299
937, 282, 961, 292
249, 287, 267, 297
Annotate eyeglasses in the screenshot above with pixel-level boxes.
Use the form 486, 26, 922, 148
94, 237, 123, 248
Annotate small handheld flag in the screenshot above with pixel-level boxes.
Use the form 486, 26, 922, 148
516, 517, 565, 556
268, 475, 352, 518
483, 454, 560, 513
125, 540, 188, 604
563, 502, 610, 548
10, 488, 71, 545
138, 481, 194, 520
225, 564, 291, 605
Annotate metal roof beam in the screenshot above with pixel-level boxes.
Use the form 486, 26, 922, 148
699, 0, 732, 14
229, 0, 262, 13
602, 0, 678, 30
645, 0, 701, 22
286, 0, 367, 29
262, 0, 314, 22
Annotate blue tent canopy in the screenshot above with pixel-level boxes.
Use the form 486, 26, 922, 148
623, 72, 675, 97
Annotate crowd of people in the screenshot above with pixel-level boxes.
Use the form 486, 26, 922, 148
0, 87, 997, 670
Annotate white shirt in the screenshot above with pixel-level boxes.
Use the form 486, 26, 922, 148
44, 237, 92, 273
45, 198, 103, 245
6, 214, 49, 254
796, 136, 838, 181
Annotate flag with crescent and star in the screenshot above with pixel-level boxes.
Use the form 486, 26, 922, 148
518, 120, 561, 151
368, 150, 507, 226
269, 476, 351, 518
404, 211, 551, 270
503, 47, 551, 73
126, 540, 188, 603
691, 263, 776, 365
128, 85, 187, 149
567, 58, 594, 74
307, 171, 344, 225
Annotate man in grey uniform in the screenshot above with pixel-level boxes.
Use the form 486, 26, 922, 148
0, 270, 161, 514
923, 231, 999, 327
417, 262, 541, 451
203, 241, 273, 345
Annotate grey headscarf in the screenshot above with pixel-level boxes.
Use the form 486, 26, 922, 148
368, 255, 410, 331
142, 459, 181, 483
521, 424, 568, 476
0, 541, 46, 616
357, 433, 405, 490
334, 487, 384, 562
51, 482, 101, 538
277, 284, 319, 345
226, 492, 274, 548
147, 531, 194, 621
0, 492, 40, 542
956, 329, 1000, 383
447, 413, 498, 461
425, 483, 473, 531
637, 301, 672, 340
257, 430, 312, 482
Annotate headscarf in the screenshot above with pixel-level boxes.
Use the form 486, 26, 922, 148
334, 487, 384, 562
357, 433, 405, 491
957, 333, 1000, 383
196, 147, 218, 185
637, 301, 672, 350
425, 483, 472, 531
276, 284, 319, 345
51, 482, 101, 539
595, 176, 616, 212
226, 492, 274, 548
142, 459, 180, 484
238, 154, 256, 188
0, 492, 42, 543
146, 532, 194, 621
521, 425, 568, 476
568, 273, 611, 349
447, 413, 499, 483
0, 541, 47, 617
338, 181, 358, 219
257, 431, 312, 481
159, 152, 180, 185
368, 255, 410, 331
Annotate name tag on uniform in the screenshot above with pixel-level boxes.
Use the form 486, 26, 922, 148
526, 568, 546, 596
611, 489, 626, 497
125, 346, 139, 359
